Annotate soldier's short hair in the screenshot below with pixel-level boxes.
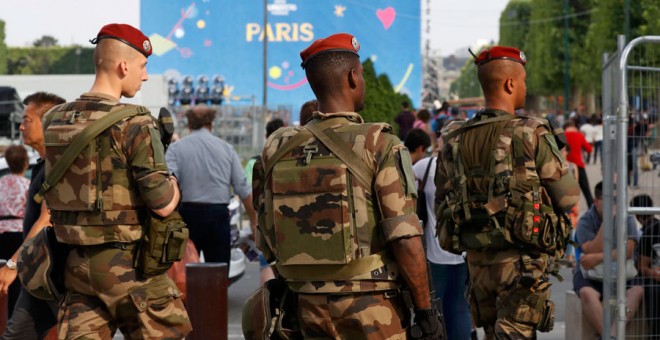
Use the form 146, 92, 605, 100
305, 51, 360, 97
4, 144, 28, 174
23, 92, 65, 118
185, 105, 216, 130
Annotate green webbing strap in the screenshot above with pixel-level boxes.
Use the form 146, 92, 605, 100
35, 106, 148, 204
305, 120, 374, 190
443, 114, 516, 141
263, 129, 313, 177
275, 250, 392, 281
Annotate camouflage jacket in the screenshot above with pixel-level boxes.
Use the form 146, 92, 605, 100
43, 92, 175, 245
435, 109, 580, 250
253, 111, 423, 294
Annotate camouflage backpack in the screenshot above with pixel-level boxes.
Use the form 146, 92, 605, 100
40, 102, 150, 223
437, 112, 571, 259
259, 118, 395, 281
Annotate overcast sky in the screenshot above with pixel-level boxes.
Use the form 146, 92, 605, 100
1, 0, 509, 55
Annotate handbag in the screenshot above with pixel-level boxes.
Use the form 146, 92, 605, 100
416, 157, 435, 228
582, 259, 638, 281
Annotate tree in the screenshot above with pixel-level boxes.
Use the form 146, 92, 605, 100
0, 20, 7, 74
33, 35, 58, 48
449, 58, 483, 99
361, 59, 411, 129
499, 0, 533, 50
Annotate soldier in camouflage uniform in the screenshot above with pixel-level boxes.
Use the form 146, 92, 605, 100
251, 33, 444, 339
42, 24, 191, 339
435, 46, 580, 339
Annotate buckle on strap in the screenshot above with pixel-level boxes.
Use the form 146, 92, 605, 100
302, 144, 318, 165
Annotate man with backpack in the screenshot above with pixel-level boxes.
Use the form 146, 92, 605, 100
435, 46, 579, 339
252, 33, 443, 339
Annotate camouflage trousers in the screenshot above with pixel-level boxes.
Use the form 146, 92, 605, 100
58, 245, 192, 340
297, 291, 409, 340
466, 249, 553, 340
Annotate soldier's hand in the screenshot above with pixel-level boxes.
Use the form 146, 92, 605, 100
0, 266, 18, 296
411, 308, 445, 339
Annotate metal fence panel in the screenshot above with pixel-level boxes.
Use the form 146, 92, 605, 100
171, 104, 293, 162
608, 35, 660, 339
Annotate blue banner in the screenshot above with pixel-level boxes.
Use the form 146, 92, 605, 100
141, 0, 420, 111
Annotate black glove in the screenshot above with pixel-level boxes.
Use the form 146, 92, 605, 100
410, 308, 445, 339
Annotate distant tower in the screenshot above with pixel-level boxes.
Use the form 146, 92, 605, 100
421, 0, 442, 108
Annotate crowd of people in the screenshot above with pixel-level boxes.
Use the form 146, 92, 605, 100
0, 22, 658, 340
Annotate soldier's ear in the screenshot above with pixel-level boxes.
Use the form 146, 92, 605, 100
504, 77, 515, 95
118, 60, 129, 77
348, 68, 357, 89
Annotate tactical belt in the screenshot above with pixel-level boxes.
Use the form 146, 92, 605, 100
80, 241, 139, 251
275, 250, 392, 281
50, 209, 142, 226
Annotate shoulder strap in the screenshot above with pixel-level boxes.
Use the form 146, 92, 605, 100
420, 157, 435, 189
444, 114, 517, 141
263, 129, 313, 177
305, 121, 374, 190
35, 106, 148, 203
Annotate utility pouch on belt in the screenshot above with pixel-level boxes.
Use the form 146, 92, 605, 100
136, 211, 189, 277
17, 226, 69, 301
242, 277, 302, 340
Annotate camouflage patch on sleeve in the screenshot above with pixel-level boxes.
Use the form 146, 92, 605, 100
123, 115, 175, 210
381, 214, 423, 241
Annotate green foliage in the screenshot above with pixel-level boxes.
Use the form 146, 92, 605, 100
449, 58, 483, 99
0, 20, 7, 74
361, 59, 411, 128
525, 0, 565, 96
33, 35, 58, 47
5, 46, 94, 75
453, 0, 652, 109
639, 0, 660, 35
499, 0, 532, 49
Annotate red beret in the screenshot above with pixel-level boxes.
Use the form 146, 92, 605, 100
90, 23, 152, 58
300, 33, 360, 68
473, 46, 526, 66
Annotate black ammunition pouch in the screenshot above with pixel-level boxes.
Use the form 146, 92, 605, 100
136, 211, 189, 277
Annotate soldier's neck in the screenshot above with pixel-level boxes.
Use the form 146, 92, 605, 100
89, 74, 122, 100
484, 97, 515, 115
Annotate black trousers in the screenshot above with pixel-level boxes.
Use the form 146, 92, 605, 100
1, 288, 58, 340
0, 232, 22, 320
577, 167, 594, 208
179, 203, 231, 273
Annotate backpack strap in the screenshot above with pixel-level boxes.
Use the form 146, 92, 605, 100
443, 114, 516, 141
35, 106, 149, 204
263, 129, 313, 177
305, 119, 375, 190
